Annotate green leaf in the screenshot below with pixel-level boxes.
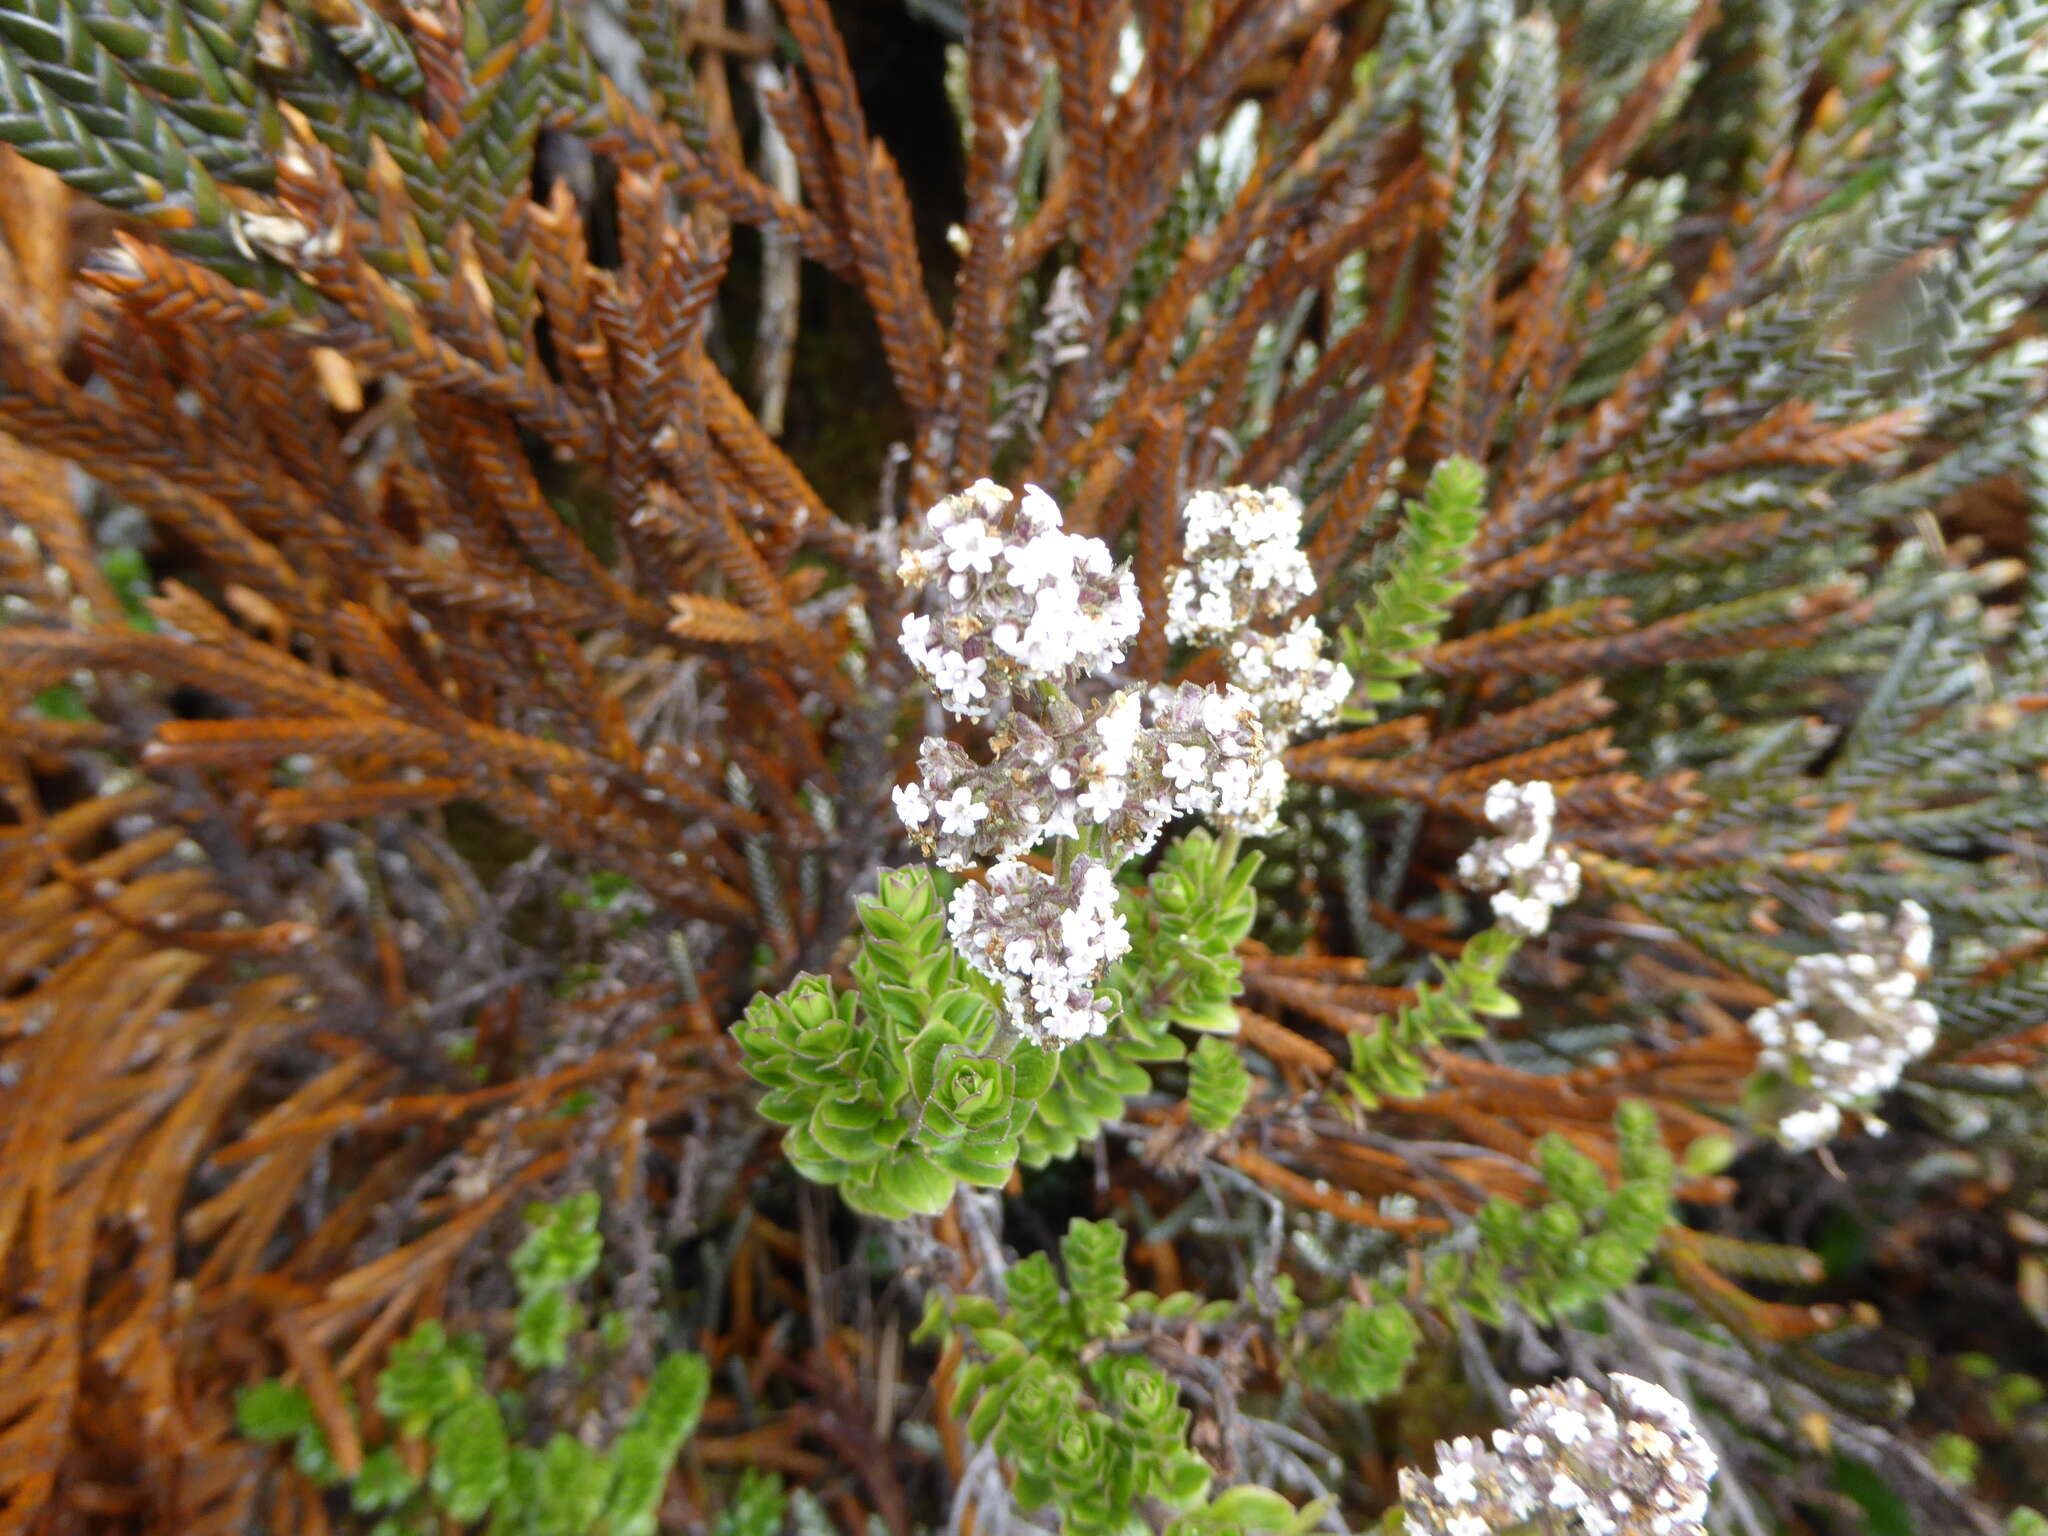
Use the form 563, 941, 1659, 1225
1186, 1035, 1252, 1133
377, 1322, 473, 1436
1928, 1432, 1981, 1488
528, 1433, 612, 1536
351, 1446, 420, 1515
602, 1427, 675, 1536
292, 1423, 346, 1488
510, 1192, 604, 1297
712, 1467, 788, 1536
1304, 1301, 1417, 1404
1156, 1453, 1213, 1510
427, 1392, 511, 1523
512, 1286, 581, 1371
1831, 1455, 1914, 1536
1201, 1485, 1298, 1530
235, 1380, 314, 1443
638, 1352, 712, 1449
1338, 457, 1487, 718
870, 1151, 957, 1216
1061, 1219, 1130, 1340
30, 684, 91, 722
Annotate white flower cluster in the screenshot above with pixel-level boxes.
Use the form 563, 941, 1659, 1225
892, 481, 1303, 1042
1746, 901, 1939, 1151
1164, 484, 1350, 744
1165, 484, 1317, 639
1456, 780, 1583, 938
1226, 621, 1352, 742
1145, 682, 1288, 836
947, 857, 1131, 1045
1400, 1374, 1718, 1536
894, 681, 1284, 873
897, 479, 1142, 716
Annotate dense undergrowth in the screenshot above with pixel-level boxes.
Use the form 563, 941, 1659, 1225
3, 0, 2048, 1533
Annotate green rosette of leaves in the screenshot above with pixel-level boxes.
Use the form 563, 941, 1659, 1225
738, 866, 1052, 1218
905, 1016, 1056, 1186
736, 973, 911, 1198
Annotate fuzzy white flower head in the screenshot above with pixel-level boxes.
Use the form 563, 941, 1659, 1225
1145, 683, 1287, 836
900, 675, 1292, 872
894, 480, 1347, 1047
1165, 485, 1348, 751
896, 480, 1140, 718
1164, 485, 1316, 643
1457, 781, 1582, 939
1746, 901, 1939, 1151
1225, 620, 1351, 742
947, 857, 1130, 1045
1400, 1375, 1717, 1536
899, 688, 1172, 871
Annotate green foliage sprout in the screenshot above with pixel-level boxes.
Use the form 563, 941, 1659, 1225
712, 1468, 789, 1536
510, 1190, 603, 1369
917, 1219, 1314, 1536
736, 866, 1055, 1219
1347, 926, 1521, 1108
1299, 1300, 1420, 1406
1186, 1035, 1254, 1134
1422, 1101, 1677, 1327
740, 825, 1264, 1205
1339, 457, 1487, 720
235, 1194, 711, 1536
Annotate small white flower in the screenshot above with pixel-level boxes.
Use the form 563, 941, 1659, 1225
1163, 742, 1209, 790
936, 787, 989, 839
899, 612, 934, 663
1460, 781, 1580, 939
1017, 483, 1061, 532
941, 517, 1003, 574
930, 650, 988, 710
1746, 902, 1941, 1151
947, 881, 979, 945
1076, 776, 1126, 822
1434, 1462, 1479, 1504
892, 782, 931, 828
